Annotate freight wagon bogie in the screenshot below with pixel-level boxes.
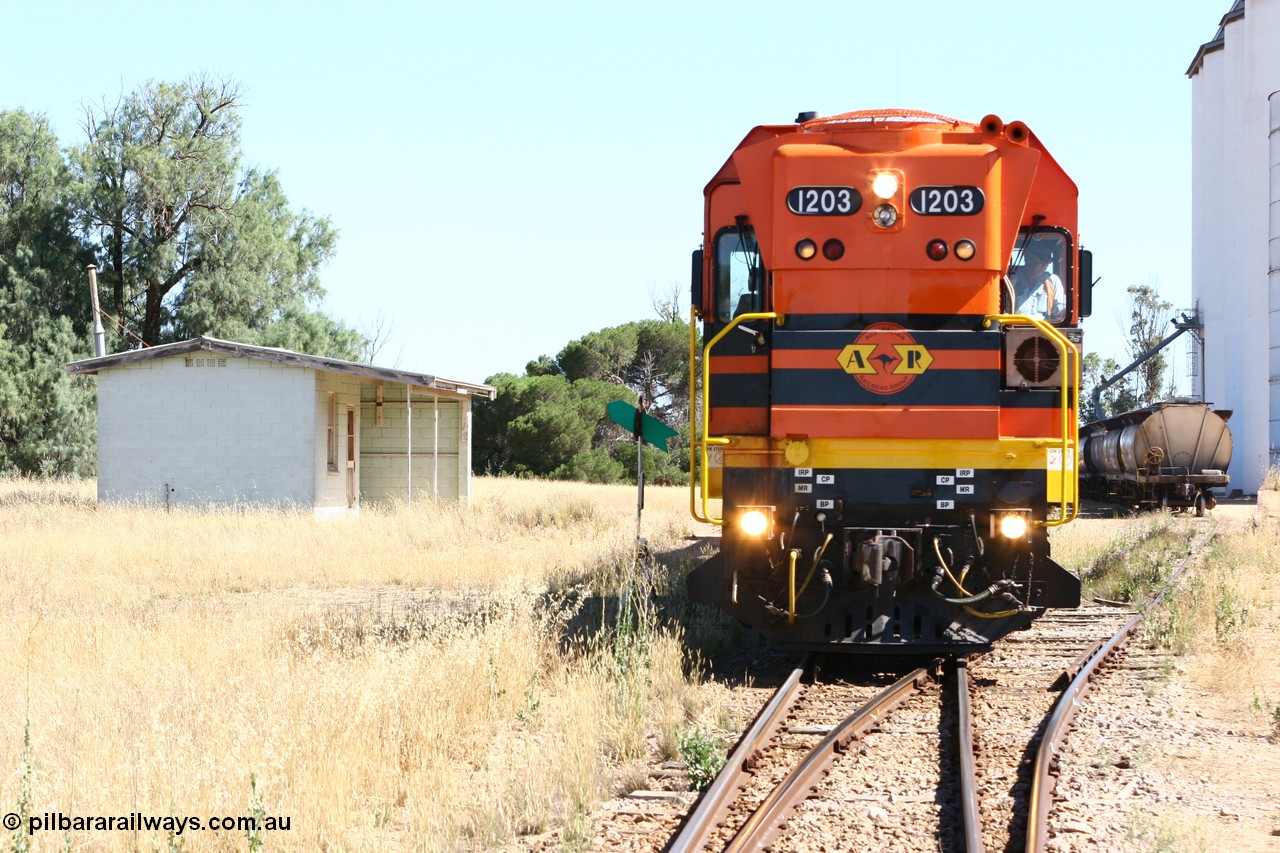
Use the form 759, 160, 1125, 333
687, 109, 1087, 653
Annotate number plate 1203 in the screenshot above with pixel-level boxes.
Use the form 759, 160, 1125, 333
908, 185, 985, 215
786, 186, 862, 216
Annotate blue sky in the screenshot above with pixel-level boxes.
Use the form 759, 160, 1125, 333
3, 1, 1228, 389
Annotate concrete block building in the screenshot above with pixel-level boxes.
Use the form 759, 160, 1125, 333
67, 337, 495, 514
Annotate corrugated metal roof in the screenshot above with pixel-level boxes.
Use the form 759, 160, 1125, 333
66, 336, 497, 400
1187, 0, 1245, 77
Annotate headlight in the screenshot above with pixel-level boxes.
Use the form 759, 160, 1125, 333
998, 513, 1029, 540
871, 171, 899, 199
739, 509, 770, 537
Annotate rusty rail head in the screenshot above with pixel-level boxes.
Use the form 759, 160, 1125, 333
664, 655, 813, 853
1024, 613, 1142, 853
955, 657, 986, 853
722, 663, 939, 853
1027, 524, 1214, 852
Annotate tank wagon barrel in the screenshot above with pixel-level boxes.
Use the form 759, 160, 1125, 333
1079, 399, 1231, 515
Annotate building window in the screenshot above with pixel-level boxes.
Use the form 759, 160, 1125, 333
327, 392, 337, 472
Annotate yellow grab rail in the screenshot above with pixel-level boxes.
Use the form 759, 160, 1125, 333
983, 314, 1081, 527
787, 549, 798, 624
688, 308, 1076, 528
687, 306, 711, 523
688, 307, 779, 526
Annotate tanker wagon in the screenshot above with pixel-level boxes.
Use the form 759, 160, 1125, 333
1079, 399, 1231, 516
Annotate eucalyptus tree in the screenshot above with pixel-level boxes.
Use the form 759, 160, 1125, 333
1124, 281, 1174, 406
72, 75, 361, 358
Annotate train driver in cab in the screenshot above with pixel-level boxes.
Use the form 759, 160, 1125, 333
1010, 235, 1066, 323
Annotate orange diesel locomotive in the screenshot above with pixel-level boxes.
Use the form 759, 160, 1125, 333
687, 110, 1089, 653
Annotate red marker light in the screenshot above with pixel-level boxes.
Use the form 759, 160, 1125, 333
926, 239, 948, 261
822, 239, 845, 260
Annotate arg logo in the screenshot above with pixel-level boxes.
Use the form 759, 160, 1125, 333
836, 322, 933, 395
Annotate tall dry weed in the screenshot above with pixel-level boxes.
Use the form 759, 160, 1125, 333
0, 476, 721, 850
1049, 511, 1175, 581
1155, 521, 1279, 664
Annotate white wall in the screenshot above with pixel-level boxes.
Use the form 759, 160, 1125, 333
314, 372, 364, 516
1191, 0, 1280, 492
357, 386, 467, 503
97, 355, 315, 507
1270, 90, 1280, 469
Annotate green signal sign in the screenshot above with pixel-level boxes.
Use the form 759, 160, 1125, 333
606, 400, 678, 452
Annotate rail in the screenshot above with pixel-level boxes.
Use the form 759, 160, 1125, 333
1024, 614, 1140, 852
721, 665, 937, 852
665, 656, 812, 852
1025, 522, 1215, 851
955, 658, 986, 853
983, 314, 1080, 527
688, 307, 779, 526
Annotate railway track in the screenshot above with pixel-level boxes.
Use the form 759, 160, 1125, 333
970, 604, 1138, 852
661, 605, 1152, 852
666, 657, 947, 852
579, 520, 1220, 852
1021, 520, 1218, 851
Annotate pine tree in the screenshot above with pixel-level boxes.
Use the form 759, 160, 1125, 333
0, 110, 97, 475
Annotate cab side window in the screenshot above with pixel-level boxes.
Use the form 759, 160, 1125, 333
714, 228, 763, 320
1007, 230, 1070, 324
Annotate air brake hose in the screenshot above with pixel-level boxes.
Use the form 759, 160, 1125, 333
794, 568, 833, 620
933, 537, 972, 596
930, 576, 1015, 606
794, 533, 834, 599
931, 537, 1025, 618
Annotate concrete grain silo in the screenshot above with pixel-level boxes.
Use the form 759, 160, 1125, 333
1187, 0, 1280, 493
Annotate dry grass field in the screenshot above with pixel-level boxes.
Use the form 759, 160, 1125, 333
0, 477, 731, 852
4, 477, 1277, 852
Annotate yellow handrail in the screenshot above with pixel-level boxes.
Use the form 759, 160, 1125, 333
688, 306, 708, 523
787, 549, 798, 624
983, 314, 1080, 526
688, 308, 1077, 529
688, 308, 779, 526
